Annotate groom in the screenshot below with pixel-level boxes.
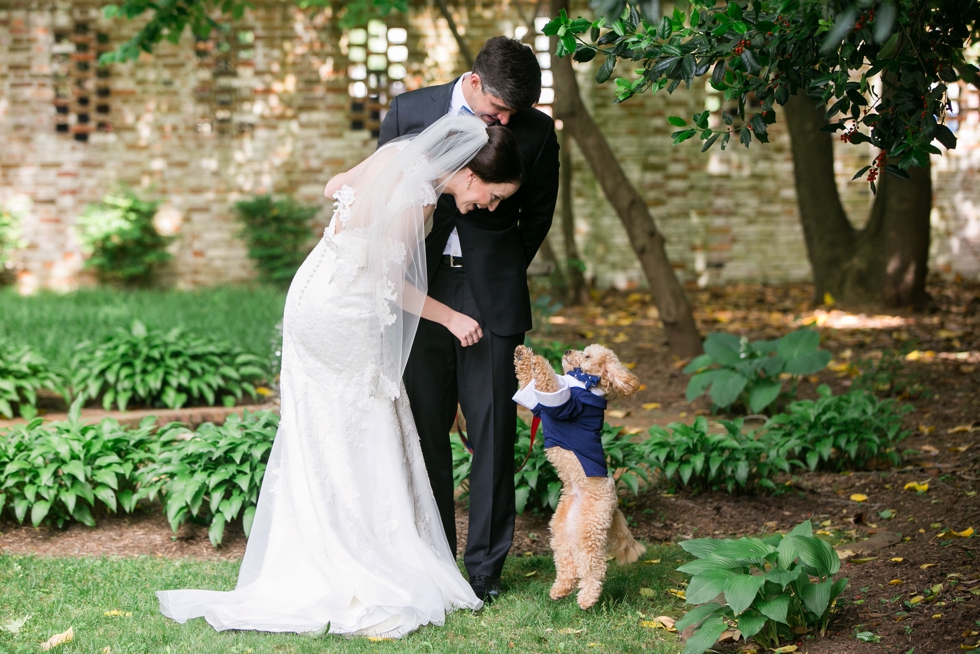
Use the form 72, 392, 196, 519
378, 36, 559, 602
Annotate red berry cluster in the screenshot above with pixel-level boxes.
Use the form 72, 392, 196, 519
854, 10, 875, 31
775, 16, 791, 28
840, 125, 857, 143
734, 39, 751, 55
867, 151, 887, 183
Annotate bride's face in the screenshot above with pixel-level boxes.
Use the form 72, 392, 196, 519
454, 170, 519, 214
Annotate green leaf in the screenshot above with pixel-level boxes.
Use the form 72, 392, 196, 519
667, 116, 688, 127
682, 616, 728, 654
596, 55, 616, 84
31, 500, 52, 527
798, 577, 834, 616
777, 329, 821, 361
680, 537, 726, 559
675, 602, 723, 631
708, 370, 748, 408
784, 350, 831, 375
791, 535, 841, 575
723, 573, 765, 615
756, 593, 790, 623
737, 608, 767, 638
747, 379, 781, 413
208, 513, 226, 547
703, 333, 741, 366
686, 569, 737, 604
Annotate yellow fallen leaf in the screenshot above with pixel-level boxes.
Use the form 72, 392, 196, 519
967, 491, 978, 497
525, 571, 537, 577
920, 444, 940, 455
625, 362, 637, 370
953, 527, 974, 538
949, 444, 973, 453
905, 481, 929, 492
607, 409, 629, 419
949, 425, 974, 434
367, 636, 394, 642
909, 595, 925, 604
961, 644, 979, 651
889, 579, 905, 585
823, 292, 835, 306
103, 611, 132, 617
933, 614, 944, 619
40, 627, 73, 651
640, 617, 677, 632
642, 403, 662, 410
851, 494, 868, 502
773, 646, 799, 653
101, 648, 111, 654
817, 530, 834, 536
851, 557, 879, 564
836, 549, 856, 559
667, 588, 686, 600
921, 563, 937, 569
643, 559, 662, 565
255, 386, 274, 397
890, 558, 904, 562
919, 424, 935, 433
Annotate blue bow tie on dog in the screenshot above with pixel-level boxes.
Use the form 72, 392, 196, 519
567, 368, 600, 390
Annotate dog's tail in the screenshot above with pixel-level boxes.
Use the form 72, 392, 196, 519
606, 509, 646, 565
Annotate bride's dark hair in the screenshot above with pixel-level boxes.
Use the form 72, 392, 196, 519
467, 126, 524, 186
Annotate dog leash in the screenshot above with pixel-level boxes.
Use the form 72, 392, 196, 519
454, 411, 540, 474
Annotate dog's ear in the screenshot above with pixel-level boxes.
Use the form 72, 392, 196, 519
602, 357, 641, 398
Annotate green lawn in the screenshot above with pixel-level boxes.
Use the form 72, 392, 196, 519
0, 287, 287, 368
0, 548, 686, 654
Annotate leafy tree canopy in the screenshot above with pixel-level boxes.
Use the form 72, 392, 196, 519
547, 0, 980, 185
99, 0, 406, 65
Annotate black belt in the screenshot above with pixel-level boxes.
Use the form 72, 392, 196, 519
440, 254, 464, 268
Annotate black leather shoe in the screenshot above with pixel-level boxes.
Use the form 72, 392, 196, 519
470, 575, 501, 604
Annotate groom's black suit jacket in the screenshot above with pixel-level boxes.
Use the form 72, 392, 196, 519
377, 79, 560, 336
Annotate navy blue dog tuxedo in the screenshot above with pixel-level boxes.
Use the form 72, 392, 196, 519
512, 369, 609, 477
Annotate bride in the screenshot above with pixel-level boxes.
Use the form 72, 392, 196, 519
156, 114, 524, 638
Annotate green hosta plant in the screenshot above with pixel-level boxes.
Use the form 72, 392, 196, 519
76, 189, 174, 286
676, 521, 848, 654
137, 410, 278, 546
0, 401, 161, 528
0, 340, 64, 419
234, 195, 319, 288
0, 205, 27, 278
70, 320, 269, 411
684, 329, 831, 414
643, 416, 799, 494
765, 385, 912, 471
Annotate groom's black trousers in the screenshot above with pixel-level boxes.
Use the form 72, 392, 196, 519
404, 262, 523, 580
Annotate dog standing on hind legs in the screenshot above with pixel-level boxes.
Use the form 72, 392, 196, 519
513, 344, 647, 609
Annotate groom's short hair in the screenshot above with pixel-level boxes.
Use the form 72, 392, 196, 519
472, 36, 541, 112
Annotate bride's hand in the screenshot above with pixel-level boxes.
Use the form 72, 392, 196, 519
447, 311, 483, 347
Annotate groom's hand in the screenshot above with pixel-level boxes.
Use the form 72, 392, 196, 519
447, 311, 483, 347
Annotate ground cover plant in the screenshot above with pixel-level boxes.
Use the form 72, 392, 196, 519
764, 385, 912, 471
0, 403, 160, 528
70, 321, 269, 411
0, 339, 63, 419
0, 287, 287, 371
76, 190, 174, 287
234, 195, 320, 288
137, 410, 278, 546
683, 329, 832, 413
0, 546, 684, 654
676, 520, 847, 654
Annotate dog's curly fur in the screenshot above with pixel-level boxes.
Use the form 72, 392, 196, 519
515, 344, 646, 610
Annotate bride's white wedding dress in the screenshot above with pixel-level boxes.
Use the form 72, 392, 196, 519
156, 115, 489, 638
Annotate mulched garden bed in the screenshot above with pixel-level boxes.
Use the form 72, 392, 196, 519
2, 277, 977, 653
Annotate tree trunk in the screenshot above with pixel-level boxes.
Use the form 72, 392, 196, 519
558, 130, 590, 305
434, 0, 474, 69
550, 0, 702, 356
784, 91, 932, 308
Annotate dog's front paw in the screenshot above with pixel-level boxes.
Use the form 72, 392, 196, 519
576, 581, 602, 610
531, 355, 561, 393
549, 578, 576, 601
514, 345, 534, 388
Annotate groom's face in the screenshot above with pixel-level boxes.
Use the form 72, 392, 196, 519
466, 73, 516, 126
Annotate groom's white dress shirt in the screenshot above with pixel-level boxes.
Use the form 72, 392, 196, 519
442, 73, 474, 259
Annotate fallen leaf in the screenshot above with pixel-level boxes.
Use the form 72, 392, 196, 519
968, 491, 978, 498
920, 444, 940, 455
367, 637, 394, 642
961, 644, 979, 651
856, 631, 881, 643
890, 558, 904, 563
667, 588, 686, 600
919, 424, 936, 433
823, 292, 835, 306
934, 614, 944, 619
889, 579, 905, 585
642, 403, 662, 410
255, 386, 274, 397
851, 494, 868, 502
556, 628, 584, 634
40, 627, 74, 651
639, 587, 656, 598
949, 425, 974, 434
910, 595, 925, 604
921, 563, 937, 569
101, 648, 111, 654
640, 617, 677, 632
718, 629, 741, 642
773, 645, 799, 653
949, 444, 973, 453
607, 409, 629, 419
850, 557, 879, 564
837, 549, 856, 559
525, 571, 537, 577
103, 610, 132, 617
878, 509, 896, 520
937, 527, 975, 539
643, 559, 662, 565
905, 481, 929, 492
1, 615, 30, 634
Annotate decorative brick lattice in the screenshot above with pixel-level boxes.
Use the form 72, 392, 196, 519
194, 28, 256, 137
345, 19, 412, 138
51, 20, 113, 141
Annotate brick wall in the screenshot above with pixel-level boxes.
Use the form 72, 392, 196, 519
1, 0, 978, 292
